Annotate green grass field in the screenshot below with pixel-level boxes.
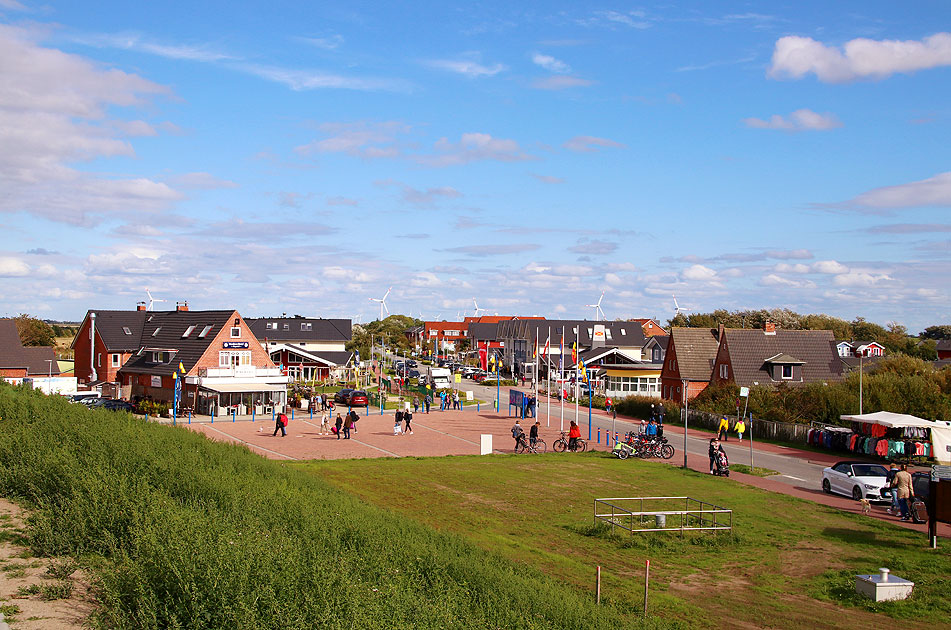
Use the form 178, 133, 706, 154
297, 455, 951, 630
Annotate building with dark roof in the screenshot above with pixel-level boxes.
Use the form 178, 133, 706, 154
247, 316, 353, 380
937, 339, 951, 361
660, 327, 721, 401
0, 319, 61, 381
711, 324, 844, 388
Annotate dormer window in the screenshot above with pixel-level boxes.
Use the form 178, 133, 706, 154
782, 365, 793, 379
301, 323, 312, 331
266, 322, 277, 330
123, 327, 132, 335
621, 328, 626, 335
283, 324, 289, 330
198, 325, 213, 338
182, 325, 196, 338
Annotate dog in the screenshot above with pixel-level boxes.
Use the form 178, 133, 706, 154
859, 498, 871, 515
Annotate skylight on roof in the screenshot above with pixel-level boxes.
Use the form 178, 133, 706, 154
182, 325, 196, 338
151, 327, 161, 337
198, 325, 213, 338
122, 327, 132, 335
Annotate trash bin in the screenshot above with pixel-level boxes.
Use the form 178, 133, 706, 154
655, 514, 666, 528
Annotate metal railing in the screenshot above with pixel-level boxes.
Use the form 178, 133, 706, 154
594, 497, 732, 534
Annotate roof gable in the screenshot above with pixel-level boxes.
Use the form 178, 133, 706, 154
0, 319, 61, 375
668, 327, 720, 381
246, 317, 351, 342
722, 328, 842, 386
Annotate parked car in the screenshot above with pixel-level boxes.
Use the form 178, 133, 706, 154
334, 388, 355, 404
472, 371, 489, 382
69, 393, 101, 404
821, 461, 890, 501
408, 369, 420, 378
347, 390, 369, 407
102, 400, 135, 412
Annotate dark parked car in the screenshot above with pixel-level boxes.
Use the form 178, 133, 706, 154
334, 388, 355, 404
408, 369, 420, 378
347, 390, 369, 407
89, 398, 135, 412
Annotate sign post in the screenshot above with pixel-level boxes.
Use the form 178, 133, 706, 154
739, 386, 751, 469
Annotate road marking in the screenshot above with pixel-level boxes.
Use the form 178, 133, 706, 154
299, 420, 402, 458
202, 424, 298, 460
782, 475, 806, 482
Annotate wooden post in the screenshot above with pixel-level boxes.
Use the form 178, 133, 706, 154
643, 559, 650, 616
596, 565, 601, 604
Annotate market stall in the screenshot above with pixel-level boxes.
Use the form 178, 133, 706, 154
837, 411, 951, 465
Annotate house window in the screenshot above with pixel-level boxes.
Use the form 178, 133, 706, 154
782, 364, 793, 379
283, 324, 289, 330
719, 364, 728, 379
219, 351, 251, 367
152, 327, 161, 337
230, 327, 241, 338
182, 325, 196, 338
122, 327, 132, 335
111, 354, 120, 367
267, 322, 277, 330
301, 323, 312, 331
198, 325, 213, 338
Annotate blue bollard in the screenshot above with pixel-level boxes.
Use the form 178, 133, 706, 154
233, 409, 236, 422
146, 414, 149, 422
365, 404, 368, 417
291, 408, 294, 423
188, 411, 191, 424
477, 402, 480, 412
252, 408, 255, 422
310, 407, 313, 420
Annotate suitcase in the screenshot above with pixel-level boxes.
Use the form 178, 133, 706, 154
910, 498, 928, 524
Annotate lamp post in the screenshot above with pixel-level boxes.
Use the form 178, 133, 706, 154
682, 378, 689, 470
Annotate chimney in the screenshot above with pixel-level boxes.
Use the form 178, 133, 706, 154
717, 323, 725, 341
764, 321, 776, 335
136, 302, 146, 311
176, 301, 189, 312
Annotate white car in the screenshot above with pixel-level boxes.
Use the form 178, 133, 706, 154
821, 461, 890, 501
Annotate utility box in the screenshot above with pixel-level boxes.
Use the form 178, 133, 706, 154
480, 434, 492, 455
855, 568, 914, 602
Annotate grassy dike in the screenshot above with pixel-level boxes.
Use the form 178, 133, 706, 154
0, 385, 674, 629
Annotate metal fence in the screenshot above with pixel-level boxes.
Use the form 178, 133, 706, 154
593, 496, 732, 534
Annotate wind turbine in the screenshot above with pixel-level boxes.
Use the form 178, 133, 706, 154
585, 291, 606, 321
369, 287, 391, 321
145, 288, 166, 311
673, 294, 691, 316
472, 298, 486, 317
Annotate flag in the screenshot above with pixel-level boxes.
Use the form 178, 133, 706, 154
478, 343, 488, 371
579, 358, 589, 384
533, 335, 538, 359
571, 341, 577, 365
179, 361, 186, 374
559, 335, 564, 371
542, 335, 550, 357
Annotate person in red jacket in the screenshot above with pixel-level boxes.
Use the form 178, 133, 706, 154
568, 420, 581, 452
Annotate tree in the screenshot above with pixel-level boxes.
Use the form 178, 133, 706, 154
14, 314, 55, 347
921, 325, 951, 340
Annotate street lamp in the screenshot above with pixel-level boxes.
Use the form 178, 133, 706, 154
858, 347, 869, 415
681, 378, 689, 470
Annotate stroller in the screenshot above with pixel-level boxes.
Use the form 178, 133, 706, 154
713, 449, 730, 477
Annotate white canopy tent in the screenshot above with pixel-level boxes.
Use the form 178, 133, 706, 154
840, 411, 951, 464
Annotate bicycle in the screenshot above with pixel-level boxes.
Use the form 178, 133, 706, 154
552, 431, 587, 453
516, 434, 547, 454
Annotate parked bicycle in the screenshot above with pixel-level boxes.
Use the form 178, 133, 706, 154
552, 431, 587, 453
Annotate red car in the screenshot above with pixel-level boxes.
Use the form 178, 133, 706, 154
347, 390, 369, 407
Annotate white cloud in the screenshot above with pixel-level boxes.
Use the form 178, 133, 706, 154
768, 33, 951, 83
299, 35, 344, 50
419, 133, 533, 167
425, 59, 505, 78
239, 63, 409, 91
774, 263, 811, 274
683, 264, 717, 280
743, 108, 842, 131
604, 272, 623, 285
532, 53, 570, 74
577, 10, 652, 30
849, 171, 951, 209
833, 271, 892, 287
563, 135, 626, 152
167, 172, 239, 189
531, 75, 594, 90
0, 256, 29, 277
296, 121, 409, 159
71, 31, 236, 63
760, 273, 815, 289
812, 260, 849, 274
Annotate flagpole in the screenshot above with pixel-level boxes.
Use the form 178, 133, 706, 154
559, 332, 564, 432
534, 327, 539, 424
546, 325, 551, 428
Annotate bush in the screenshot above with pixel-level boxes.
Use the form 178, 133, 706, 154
614, 395, 679, 420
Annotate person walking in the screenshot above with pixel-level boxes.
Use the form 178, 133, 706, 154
568, 420, 581, 452
342, 412, 353, 440
893, 464, 915, 521
334, 413, 343, 439
530, 421, 540, 448
718, 416, 730, 441
413, 397, 419, 414
511, 420, 525, 451
395, 408, 404, 434
425, 393, 431, 414
348, 409, 359, 434
885, 463, 901, 515
320, 411, 331, 435
734, 417, 746, 442
404, 408, 413, 435
273, 411, 287, 437
709, 438, 725, 474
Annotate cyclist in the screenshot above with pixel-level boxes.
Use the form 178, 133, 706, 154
529, 421, 540, 449
568, 420, 581, 452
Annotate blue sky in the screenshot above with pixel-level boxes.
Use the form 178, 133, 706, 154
1, 1, 949, 330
